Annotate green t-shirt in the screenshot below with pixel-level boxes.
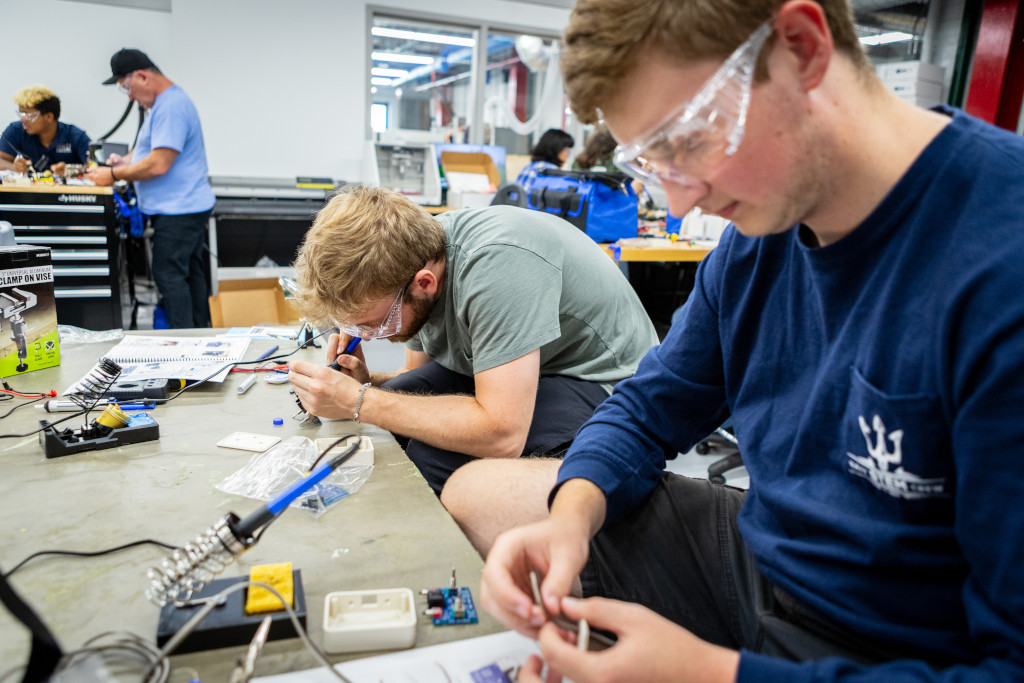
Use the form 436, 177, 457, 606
405, 206, 658, 386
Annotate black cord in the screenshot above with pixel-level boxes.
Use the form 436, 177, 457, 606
150, 327, 336, 405
307, 433, 360, 472
0, 409, 87, 439
248, 434, 360, 545
3, 539, 179, 580
0, 396, 43, 418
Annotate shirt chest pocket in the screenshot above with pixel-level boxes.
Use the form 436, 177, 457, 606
841, 367, 954, 521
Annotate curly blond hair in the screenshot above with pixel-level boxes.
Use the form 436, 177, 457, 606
13, 85, 57, 109
561, 0, 871, 124
293, 185, 447, 325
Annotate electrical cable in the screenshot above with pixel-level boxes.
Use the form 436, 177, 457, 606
2, 539, 179, 580
142, 580, 351, 683
0, 396, 44, 419
150, 326, 336, 405
242, 435, 360, 548
307, 433, 359, 473
0, 409, 88, 439
54, 630, 169, 683
96, 100, 134, 142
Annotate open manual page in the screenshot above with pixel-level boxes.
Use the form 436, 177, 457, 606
254, 631, 543, 683
64, 335, 252, 393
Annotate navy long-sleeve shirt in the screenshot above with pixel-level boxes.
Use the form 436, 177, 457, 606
557, 107, 1024, 681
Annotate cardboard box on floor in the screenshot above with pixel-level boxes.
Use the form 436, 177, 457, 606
209, 279, 300, 327
441, 151, 500, 209
0, 246, 60, 376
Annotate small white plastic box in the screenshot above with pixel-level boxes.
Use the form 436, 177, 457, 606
322, 588, 417, 654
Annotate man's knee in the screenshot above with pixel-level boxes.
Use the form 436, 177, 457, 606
441, 457, 562, 556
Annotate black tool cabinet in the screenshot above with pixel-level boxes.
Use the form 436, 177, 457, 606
0, 186, 125, 330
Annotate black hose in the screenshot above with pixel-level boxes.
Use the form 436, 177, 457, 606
97, 100, 134, 142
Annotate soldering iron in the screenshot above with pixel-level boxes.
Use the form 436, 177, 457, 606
146, 435, 361, 606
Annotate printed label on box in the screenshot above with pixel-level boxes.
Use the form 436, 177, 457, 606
0, 247, 60, 376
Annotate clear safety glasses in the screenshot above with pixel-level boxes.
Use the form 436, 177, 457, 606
16, 111, 40, 122
117, 72, 137, 97
610, 20, 774, 189
334, 284, 406, 340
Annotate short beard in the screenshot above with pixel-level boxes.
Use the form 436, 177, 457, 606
389, 293, 435, 343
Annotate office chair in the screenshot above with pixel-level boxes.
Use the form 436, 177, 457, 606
695, 423, 743, 485
490, 183, 529, 208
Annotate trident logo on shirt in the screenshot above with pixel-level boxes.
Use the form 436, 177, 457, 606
846, 414, 947, 499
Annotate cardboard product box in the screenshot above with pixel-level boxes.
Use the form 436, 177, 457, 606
0, 246, 60, 376
209, 279, 300, 327
441, 151, 500, 209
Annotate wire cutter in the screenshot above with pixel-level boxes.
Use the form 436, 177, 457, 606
229, 615, 272, 683
529, 571, 614, 651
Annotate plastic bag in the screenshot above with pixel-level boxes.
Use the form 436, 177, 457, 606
215, 435, 373, 518
58, 325, 124, 345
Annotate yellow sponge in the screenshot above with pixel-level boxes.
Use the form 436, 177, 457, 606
245, 562, 294, 615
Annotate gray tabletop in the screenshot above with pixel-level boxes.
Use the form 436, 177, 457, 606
0, 334, 502, 679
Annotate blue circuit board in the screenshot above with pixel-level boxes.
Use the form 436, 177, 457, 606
431, 586, 479, 626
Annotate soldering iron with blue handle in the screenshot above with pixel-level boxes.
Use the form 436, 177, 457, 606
145, 435, 361, 606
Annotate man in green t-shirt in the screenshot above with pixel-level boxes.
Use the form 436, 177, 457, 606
290, 186, 658, 499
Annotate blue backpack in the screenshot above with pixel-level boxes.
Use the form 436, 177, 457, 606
523, 168, 638, 243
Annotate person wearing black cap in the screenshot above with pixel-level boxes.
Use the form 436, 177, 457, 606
85, 48, 215, 329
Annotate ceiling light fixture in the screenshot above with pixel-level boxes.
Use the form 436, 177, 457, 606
859, 31, 914, 46
372, 26, 475, 47
372, 67, 409, 78
372, 52, 436, 65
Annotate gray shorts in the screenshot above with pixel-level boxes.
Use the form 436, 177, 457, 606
581, 474, 948, 666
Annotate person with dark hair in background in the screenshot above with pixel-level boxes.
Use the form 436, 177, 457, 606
85, 48, 216, 329
572, 126, 617, 171
516, 128, 575, 189
0, 85, 89, 176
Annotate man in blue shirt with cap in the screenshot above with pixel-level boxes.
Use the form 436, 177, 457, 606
86, 48, 216, 328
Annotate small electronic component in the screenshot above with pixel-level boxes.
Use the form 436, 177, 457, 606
426, 589, 446, 609
420, 568, 478, 626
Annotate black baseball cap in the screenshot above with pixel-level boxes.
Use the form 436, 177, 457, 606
102, 48, 158, 85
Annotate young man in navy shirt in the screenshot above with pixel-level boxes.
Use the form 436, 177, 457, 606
442, 1, 1024, 681
86, 49, 216, 328
0, 85, 89, 176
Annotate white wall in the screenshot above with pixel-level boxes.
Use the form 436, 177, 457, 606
0, 0, 569, 181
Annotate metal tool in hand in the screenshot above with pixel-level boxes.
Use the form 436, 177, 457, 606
529, 571, 614, 651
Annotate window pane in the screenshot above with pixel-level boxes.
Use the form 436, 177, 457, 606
852, 0, 930, 64
484, 31, 564, 156
370, 103, 388, 133
371, 15, 477, 137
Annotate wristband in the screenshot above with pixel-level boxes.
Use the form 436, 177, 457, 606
110, 166, 117, 182
353, 382, 372, 422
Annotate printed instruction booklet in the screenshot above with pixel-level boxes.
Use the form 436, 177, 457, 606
64, 335, 251, 391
